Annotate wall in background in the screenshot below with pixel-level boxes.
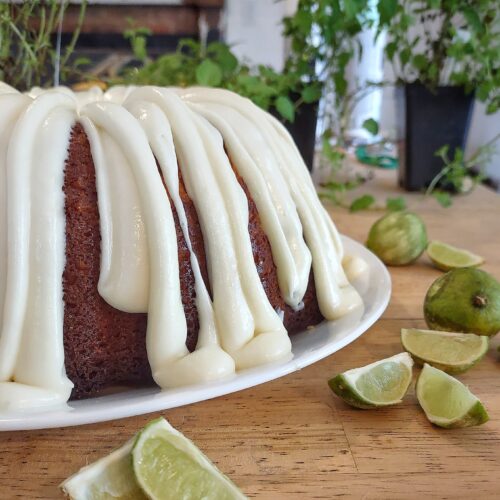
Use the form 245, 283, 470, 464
224, 0, 297, 70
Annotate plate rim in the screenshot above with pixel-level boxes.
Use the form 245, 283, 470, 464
0, 235, 391, 431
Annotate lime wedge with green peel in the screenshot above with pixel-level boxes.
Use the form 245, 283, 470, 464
328, 352, 414, 409
132, 418, 246, 500
60, 439, 146, 500
401, 328, 489, 374
416, 364, 489, 428
427, 241, 484, 271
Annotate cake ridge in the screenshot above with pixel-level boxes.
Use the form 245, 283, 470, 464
0, 83, 363, 411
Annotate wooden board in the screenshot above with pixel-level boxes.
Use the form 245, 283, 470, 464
1, 168, 499, 499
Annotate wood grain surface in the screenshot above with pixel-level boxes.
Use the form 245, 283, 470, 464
1, 168, 499, 499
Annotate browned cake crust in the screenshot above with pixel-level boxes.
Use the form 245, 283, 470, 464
63, 125, 151, 398
63, 124, 323, 398
233, 167, 323, 333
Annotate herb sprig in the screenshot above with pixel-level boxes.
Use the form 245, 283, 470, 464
0, 0, 87, 91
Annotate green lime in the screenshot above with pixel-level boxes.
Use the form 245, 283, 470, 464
401, 328, 489, 374
328, 352, 413, 409
427, 240, 484, 271
424, 268, 500, 337
60, 439, 146, 500
132, 418, 246, 500
416, 364, 489, 428
366, 211, 427, 266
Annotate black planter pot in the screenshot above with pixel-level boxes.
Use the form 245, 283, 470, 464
397, 83, 474, 191
271, 98, 319, 171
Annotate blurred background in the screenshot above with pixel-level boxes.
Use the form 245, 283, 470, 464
1, 0, 498, 205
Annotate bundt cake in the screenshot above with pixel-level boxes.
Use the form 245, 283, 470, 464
0, 83, 363, 411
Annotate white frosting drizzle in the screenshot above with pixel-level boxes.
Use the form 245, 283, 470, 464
0, 84, 362, 411
179, 88, 361, 318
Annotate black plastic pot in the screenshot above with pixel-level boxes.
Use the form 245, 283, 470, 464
397, 83, 474, 191
271, 98, 319, 171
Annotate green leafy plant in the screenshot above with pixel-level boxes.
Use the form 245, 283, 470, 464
119, 34, 319, 123
380, 0, 500, 113
426, 134, 500, 206
0, 0, 87, 91
284, 1, 393, 210
283, 0, 380, 140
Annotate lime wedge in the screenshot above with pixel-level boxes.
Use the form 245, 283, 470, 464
427, 241, 484, 271
60, 439, 146, 500
132, 418, 246, 500
416, 364, 489, 428
328, 352, 413, 409
401, 328, 489, 374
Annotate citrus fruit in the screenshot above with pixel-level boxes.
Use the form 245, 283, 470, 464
328, 352, 413, 409
424, 268, 500, 337
366, 211, 427, 266
416, 364, 489, 428
401, 328, 489, 374
427, 240, 484, 271
132, 418, 246, 500
60, 439, 146, 499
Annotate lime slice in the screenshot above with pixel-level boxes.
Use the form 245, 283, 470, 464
416, 364, 489, 428
328, 352, 413, 409
132, 418, 246, 500
60, 439, 146, 500
427, 240, 484, 271
401, 328, 489, 374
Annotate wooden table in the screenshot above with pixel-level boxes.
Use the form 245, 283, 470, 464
1, 169, 499, 499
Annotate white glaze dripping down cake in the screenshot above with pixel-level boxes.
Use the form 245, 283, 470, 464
0, 83, 363, 411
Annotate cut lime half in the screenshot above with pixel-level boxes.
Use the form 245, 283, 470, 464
132, 418, 246, 500
416, 364, 489, 428
427, 241, 484, 271
401, 328, 489, 374
60, 439, 146, 500
328, 352, 413, 409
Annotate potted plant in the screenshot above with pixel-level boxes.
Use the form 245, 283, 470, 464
380, 0, 499, 191
0, 0, 86, 91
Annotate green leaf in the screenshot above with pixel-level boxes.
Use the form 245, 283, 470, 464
301, 84, 322, 103
74, 57, 91, 68
400, 48, 411, 67
378, 0, 398, 26
385, 41, 398, 61
132, 36, 148, 62
195, 60, 222, 87
275, 95, 295, 122
386, 196, 407, 211
350, 194, 375, 212
434, 144, 449, 159
433, 191, 452, 208
412, 54, 428, 70
463, 8, 483, 34
362, 118, 379, 135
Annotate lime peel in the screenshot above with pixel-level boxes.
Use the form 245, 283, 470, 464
366, 211, 427, 266
427, 240, 484, 271
132, 417, 246, 500
60, 439, 146, 500
328, 352, 414, 409
401, 328, 489, 374
424, 268, 500, 337
416, 364, 489, 428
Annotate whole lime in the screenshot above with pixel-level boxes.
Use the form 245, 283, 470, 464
424, 268, 500, 337
366, 211, 427, 266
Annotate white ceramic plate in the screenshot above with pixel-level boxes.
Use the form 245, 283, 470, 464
0, 236, 390, 431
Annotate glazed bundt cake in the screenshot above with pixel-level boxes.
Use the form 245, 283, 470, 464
0, 83, 363, 411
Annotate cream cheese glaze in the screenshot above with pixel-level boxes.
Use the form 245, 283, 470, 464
0, 83, 363, 411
